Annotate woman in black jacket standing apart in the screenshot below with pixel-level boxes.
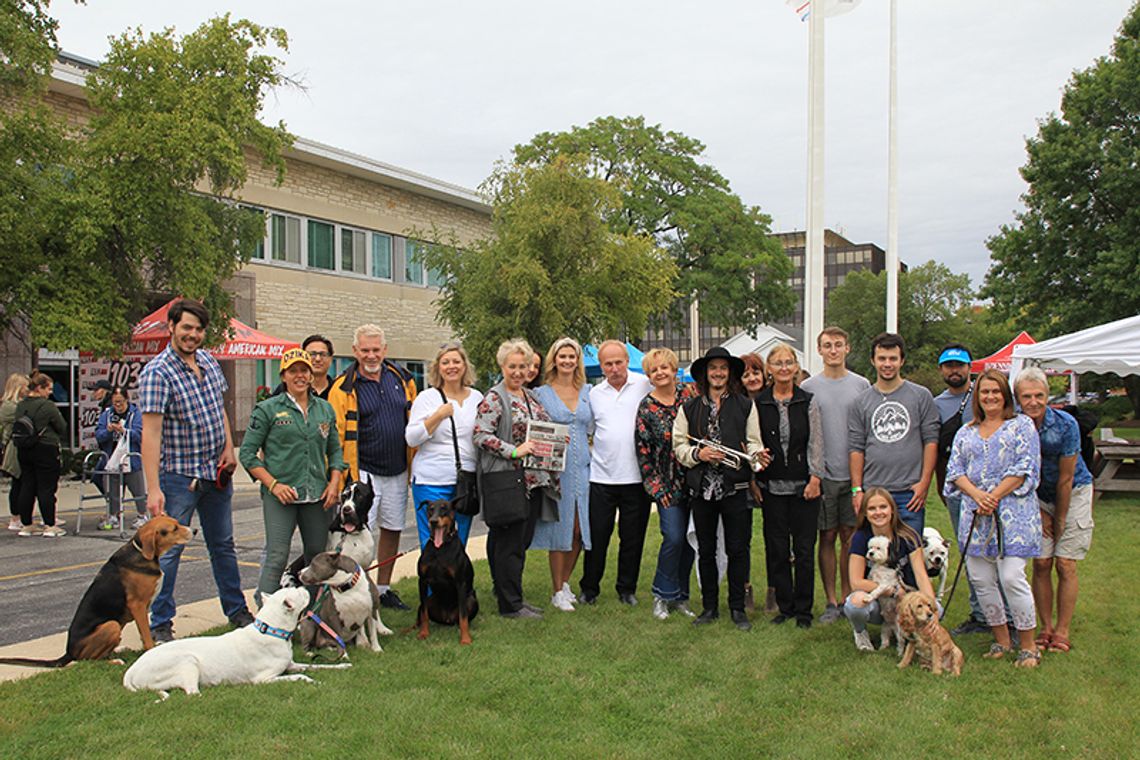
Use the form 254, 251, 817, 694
673, 347, 769, 631
755, 343, 824, 628
14, 372, 68, 537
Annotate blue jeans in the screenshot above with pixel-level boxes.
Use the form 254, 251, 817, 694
651, 499, 694, 602
412, 482, 472, 549
945, 493, 985, 622
890, 490, 925, 536
843, 594, 884, 633
151, 472, 247, 630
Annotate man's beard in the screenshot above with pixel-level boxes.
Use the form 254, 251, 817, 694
945, 374, 968, 389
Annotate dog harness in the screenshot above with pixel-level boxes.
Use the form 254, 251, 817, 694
252, 619, 294, 641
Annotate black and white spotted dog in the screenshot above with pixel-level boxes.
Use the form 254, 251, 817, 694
281, 479, 376, 589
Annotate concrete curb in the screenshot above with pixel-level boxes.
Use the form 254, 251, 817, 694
0, 533, 488, 684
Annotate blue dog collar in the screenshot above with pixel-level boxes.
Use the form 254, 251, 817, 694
253, 618, 294, 641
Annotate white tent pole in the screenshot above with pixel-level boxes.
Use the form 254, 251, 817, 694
1069, 373, 1078, 406
804, 2, 826, 375
885, 0, 900, 333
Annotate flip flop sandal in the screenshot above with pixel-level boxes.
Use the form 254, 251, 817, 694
1035, 632, 1053, 648
983, 642, 1013, 659
1048, 637, 1071, 653
1014, 648, 1042, 668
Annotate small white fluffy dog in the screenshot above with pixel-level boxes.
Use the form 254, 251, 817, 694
922, 527, 951, 602
123, 587, 349, 700
865, 535, 903, 652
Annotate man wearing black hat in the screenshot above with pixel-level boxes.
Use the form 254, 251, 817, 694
92, 379, 113, 411
673, 347, 769, 631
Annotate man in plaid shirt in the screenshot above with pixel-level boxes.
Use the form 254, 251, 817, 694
139, 299, 253, 643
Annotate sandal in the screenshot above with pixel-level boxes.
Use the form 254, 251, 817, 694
1035, 631, 1052, 648
1048, 636, 1071, 653
1014, 648, 1042, 668
983, 642, 1013, 659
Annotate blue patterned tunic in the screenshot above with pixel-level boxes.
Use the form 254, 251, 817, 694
944, 414, 1041, 558
529, 384, 593, 551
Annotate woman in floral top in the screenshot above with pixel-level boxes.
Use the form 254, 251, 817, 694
474, 338, 558, 619
945, 369, 1042, 667
636, 347, 696, 621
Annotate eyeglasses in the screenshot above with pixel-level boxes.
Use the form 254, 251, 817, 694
770, 360, 797, 369
307, 351, 330, 359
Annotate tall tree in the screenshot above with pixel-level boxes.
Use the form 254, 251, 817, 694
983, 5, 1140, 411
421, 156, 677, 374
0, 10, 292, 355
513, 116, 795, 334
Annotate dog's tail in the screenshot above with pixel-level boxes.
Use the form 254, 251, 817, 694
0, 654, 73, 669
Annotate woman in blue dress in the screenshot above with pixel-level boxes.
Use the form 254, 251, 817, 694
532, 337, 593, 612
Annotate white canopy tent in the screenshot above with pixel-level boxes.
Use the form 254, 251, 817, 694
1009, 314, 1140, 402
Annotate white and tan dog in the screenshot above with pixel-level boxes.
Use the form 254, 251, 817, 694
865, 535, 903, 652
123, 587, 349, 700
922, 527, 951, 603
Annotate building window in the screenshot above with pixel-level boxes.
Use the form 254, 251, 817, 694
341, 228, 367, 275
403, 360, 426, 391
245, 207, 266, 260
372, 232, 392, 279
271, 213, 301, 264
308, 220, 335, 270
405, 239, 425, 285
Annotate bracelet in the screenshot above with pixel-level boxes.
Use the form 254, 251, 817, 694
851, 486, 863, 495
269, 479, 278, 491
510, 447, 518, 460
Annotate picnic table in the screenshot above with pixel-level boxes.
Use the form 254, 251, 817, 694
1093, 440, 1140, 493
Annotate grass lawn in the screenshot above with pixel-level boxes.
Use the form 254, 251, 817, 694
1, 495, 1138, 759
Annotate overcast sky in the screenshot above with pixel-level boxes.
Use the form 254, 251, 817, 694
52, 0, 1136, 288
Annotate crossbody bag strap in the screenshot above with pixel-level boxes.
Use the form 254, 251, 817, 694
439, 387, 462, 473
955, 383, 972, 416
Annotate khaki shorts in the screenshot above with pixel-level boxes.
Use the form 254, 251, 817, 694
1038, 484, 1094, 560
818, 478, 857, 531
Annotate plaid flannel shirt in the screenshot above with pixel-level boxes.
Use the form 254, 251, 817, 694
138, 346, 228, 480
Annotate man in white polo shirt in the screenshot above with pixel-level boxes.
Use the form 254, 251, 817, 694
579, 340, 653, 606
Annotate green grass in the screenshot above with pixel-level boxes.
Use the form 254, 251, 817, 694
2, 497, 1139, 759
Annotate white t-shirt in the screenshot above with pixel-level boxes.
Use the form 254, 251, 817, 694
406, 387, 484, 485
589, 373, 652, 485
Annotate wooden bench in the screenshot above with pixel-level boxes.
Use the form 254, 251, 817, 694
1093, 440, 1140, 493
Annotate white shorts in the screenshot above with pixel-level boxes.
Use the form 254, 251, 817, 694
1038, 484, 1094, 560
360, 470, 410, 533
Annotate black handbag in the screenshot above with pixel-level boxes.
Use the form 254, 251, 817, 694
440, 387, 480, 517
938, 384, 972, 459
477, 388, 531, 527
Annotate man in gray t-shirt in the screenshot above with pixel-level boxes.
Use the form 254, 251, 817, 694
802, 327, 870, 623
848, 333, 940, 536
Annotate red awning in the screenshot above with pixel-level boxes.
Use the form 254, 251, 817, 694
123, 300, 298, 361
971, 331, 1066, 375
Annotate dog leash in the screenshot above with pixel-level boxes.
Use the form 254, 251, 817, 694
940, 510, 977, 621
363, 550, 411, 575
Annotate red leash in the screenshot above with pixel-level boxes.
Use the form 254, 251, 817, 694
363, 550, 411, 575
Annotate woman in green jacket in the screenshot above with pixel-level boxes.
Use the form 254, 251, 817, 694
14, 372, 68, 537
240, 348, 347, 606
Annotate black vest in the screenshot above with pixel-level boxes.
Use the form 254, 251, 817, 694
681, 393, 754, 495
755, 386, 813, 484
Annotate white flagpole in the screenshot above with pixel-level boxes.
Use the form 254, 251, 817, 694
885, 0, 900, 333
804, 3, 826, 375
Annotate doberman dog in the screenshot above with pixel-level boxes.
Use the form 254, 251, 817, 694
0, 516, 193, 668
416, 499, 478, 645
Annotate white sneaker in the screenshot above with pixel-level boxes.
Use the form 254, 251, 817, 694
551, 589, 575, 612
853, 629, 874, 652
42, 525, 66, 538
17, 524, 40, 537
8, 517, 21, 531
652, 598, 669, 621
131, 515, 149, 529
561, 582, 573, 600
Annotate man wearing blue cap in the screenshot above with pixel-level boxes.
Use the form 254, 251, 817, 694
933, 343, 987, 634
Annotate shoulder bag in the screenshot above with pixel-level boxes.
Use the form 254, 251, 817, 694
938, 385, 972, 459
441, 387, 480, 517
479, 389, 531, 527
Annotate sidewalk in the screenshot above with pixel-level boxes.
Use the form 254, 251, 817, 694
0, 532, 488, 684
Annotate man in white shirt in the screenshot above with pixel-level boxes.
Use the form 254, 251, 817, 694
579, 340, 653, 606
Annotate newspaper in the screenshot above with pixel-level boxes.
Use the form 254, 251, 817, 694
524, 420, 571, 472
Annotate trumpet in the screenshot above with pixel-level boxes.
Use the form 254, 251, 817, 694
685, 435, 764, 472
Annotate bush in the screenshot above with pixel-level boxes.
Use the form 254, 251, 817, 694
1079, 396, 1133, 424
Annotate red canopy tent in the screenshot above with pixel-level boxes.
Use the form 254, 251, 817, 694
122, 299, 298, 361
971, 331, 1066, 376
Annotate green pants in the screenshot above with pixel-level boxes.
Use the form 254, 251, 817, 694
256, 493, 331, 606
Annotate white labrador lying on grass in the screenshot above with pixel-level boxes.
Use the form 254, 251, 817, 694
123, 587, 349, 700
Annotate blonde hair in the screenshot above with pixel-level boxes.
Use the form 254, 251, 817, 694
496, 338, 535, 368
2, 373, 28, 403
641, 347, 678, 375
353, 324, 386, 347
427, 342, 476, 388
766, 342, 798, 370
544, 337, 585, 388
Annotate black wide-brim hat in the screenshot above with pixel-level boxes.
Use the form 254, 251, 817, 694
690, 346, 745, 386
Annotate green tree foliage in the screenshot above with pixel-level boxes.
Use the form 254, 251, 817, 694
983, 5, 1140, 412
825, 261, 1006, 386
0, 0, 57, 95
0, 11, 292, 354
513, 116, 794, 333
421, 156, 677, 374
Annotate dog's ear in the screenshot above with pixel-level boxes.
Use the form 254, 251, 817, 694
138, 523, 159, 560
418, 500, 433, 511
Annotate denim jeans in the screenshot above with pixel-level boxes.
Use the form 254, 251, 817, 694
651, 499, 694, 602
944, 493, 985, 622
843, 594, 884, 633
151, 472, 247, 629
412, 482, 473, 548
890, 490, 925, 536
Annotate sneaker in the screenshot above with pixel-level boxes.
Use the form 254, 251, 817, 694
501, 607, 542, 620
131, 515, 149, 530
7, 517, 21, 531
53, 517, 65, 526
731, 610, 752, 631
520, 602, 544, 615
818, 603, 843, 625
42, 525, 66, 538
560, 581, 574, 600
951, 618, 991, 636
151, 624, 174, 644
97, 517, 116, 531
17, 524, 41, 537
379, 589, 411, 610
577, 592, 598, 605
618, 592, 638, 606
229, 609, 255, 628
853, 629, 874, 652
652, 598, 669, 621
551, 590, 575, 612
669, 600, 697, 618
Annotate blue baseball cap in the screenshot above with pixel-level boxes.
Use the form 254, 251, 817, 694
938, 347, 972, 365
